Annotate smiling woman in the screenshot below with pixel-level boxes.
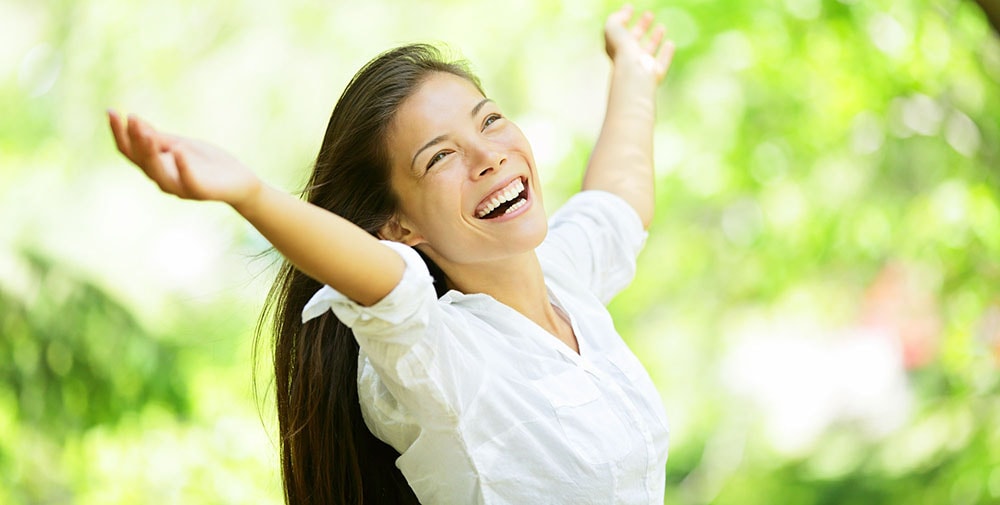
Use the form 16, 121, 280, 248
383, 72, 548, 271
108, 5, 675, 505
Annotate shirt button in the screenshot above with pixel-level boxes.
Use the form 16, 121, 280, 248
359, 313, 373, 322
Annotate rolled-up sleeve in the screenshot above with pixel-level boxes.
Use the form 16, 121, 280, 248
300, 241, 455, 422
302, 240, 436, 345
540, 190, 648, 304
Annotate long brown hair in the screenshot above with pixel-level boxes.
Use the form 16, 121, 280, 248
256, 44, 478, 504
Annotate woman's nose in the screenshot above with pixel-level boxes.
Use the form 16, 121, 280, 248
474, 148, 505, 178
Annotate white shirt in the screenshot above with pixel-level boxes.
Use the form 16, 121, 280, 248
302, 191, 669, 504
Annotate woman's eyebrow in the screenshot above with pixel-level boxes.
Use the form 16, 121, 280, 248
411, 134, 447, 170
470, 98, 493, 117
409, 98, 495, 170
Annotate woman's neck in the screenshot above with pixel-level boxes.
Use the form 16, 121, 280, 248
440, 251, 579, 353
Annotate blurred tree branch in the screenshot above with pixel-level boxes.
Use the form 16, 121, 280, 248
974, 0, 1000, 35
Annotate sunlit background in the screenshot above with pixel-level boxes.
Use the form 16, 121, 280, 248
2, 0, 999, 503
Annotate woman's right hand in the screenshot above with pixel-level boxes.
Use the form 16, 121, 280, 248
108, 110, 262, 208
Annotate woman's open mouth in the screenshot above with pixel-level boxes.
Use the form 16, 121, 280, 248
476, 177, 528, 219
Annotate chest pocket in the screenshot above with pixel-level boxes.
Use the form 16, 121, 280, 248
531, 368, 632, 464
607, 347, 670, 431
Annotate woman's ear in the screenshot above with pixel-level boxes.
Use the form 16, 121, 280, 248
378, 216, 424, 246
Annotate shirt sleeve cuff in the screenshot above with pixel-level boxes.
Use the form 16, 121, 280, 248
300, 241, 436, 327
580, 190, 647, 253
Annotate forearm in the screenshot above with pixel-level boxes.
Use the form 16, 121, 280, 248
234, 184, 404, 306
583, 62, 658, 229
106, 111, 402, 302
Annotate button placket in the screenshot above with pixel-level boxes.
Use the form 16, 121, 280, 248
604, 372, 658, 502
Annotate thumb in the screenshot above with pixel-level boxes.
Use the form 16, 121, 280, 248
608, 4, 633, 26
172, 147, 199, 200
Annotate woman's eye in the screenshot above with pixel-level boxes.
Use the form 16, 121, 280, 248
426, 151, 449, 170
483, 113, 502, 130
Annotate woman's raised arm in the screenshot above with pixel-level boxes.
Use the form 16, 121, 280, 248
582, 6, 675, 230
109, 111, 404, 306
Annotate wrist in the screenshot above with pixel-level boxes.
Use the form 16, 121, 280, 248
611, 54, 659, 82
231, 178, 267, 217
609, 63, 658, 103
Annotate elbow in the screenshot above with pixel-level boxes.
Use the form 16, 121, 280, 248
638, 204, 654, 230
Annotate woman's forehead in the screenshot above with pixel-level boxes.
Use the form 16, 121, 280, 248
400, 73, 486, 125
388, 72, 489, 166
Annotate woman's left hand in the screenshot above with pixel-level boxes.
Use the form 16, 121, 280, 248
604, 5, 675, 83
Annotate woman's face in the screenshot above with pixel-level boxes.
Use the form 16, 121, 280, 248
384, 71, 547, 269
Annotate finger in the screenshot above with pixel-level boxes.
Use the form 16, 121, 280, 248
172, 147, 199, 200
128, 116, 181, 193
655, 40, 677, 77
125, 116, 157, 175
607, 4, 633, 31
132, 117, 180, 155
614, 5, 633, 21
645, 24, 665, 54
108, 109, 133, 159
156, 151, 184, 194
126, 115, 157, 163
631, 10, 654, 39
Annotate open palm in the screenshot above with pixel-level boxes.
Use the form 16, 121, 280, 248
604, 5, 676, 82
108, 111, 261, 206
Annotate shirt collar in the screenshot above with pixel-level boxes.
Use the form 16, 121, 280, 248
439, 289, 495, 307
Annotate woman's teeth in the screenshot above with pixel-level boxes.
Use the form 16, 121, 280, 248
477, 178, 525, 218
503, 198, 527, 215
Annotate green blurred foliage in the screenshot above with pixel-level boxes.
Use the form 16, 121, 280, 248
0, 250, 190, 435
1, 0, 998, 503
0, 249, 190, 503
